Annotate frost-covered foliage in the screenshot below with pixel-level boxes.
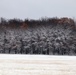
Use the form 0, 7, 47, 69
0, 17, 76, 55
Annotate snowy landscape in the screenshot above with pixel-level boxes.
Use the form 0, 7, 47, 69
0, 0, 76, 75
0, 17, 76, 74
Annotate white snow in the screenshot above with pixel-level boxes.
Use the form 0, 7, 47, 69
0, 55, 76, 75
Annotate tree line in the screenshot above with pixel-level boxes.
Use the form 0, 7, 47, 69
0, 17, 76, 55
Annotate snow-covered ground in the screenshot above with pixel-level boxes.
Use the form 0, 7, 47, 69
0, 55, 76, 75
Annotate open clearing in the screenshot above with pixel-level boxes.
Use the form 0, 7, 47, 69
0, 55, 76, 75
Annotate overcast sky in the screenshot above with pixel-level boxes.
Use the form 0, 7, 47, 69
0, 0, 76, 20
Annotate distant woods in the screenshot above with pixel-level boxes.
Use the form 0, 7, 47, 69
0, 17, 75, 28
0, 17, 76, 55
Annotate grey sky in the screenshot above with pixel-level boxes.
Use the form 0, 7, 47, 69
0, 0, 76, 19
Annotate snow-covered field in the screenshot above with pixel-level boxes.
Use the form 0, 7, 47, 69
0, 55, 76, 75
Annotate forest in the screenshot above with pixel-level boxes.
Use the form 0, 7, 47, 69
0, 17, 76, 55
